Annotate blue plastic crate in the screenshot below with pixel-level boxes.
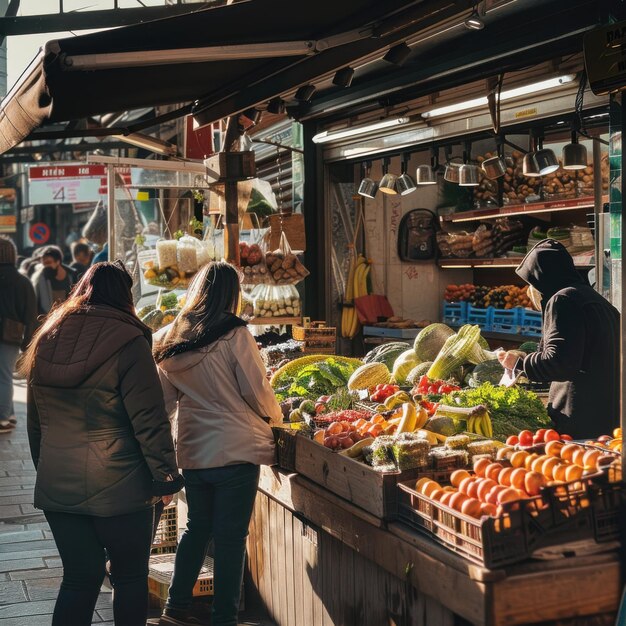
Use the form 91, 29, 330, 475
442, 301, 468, 326
467, 304, 493, 331
491, 307, 522, 334
519, 309, 542, 337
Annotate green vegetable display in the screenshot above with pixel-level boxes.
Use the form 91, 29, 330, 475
274, 357, 361, 402
440, 382, 550, 440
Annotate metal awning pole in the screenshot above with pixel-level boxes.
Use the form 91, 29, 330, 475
107, 164, 116, 261
223, 115, 240, 266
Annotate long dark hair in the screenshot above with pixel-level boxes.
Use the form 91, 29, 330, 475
153, 261, 242, 363
20, 262, 138, 375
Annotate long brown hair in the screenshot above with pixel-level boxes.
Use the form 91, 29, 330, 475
20, 262, 137, 376
154, 261, 242, 362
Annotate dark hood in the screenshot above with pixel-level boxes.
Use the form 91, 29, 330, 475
33, 305, 152, 388
0, 263, 17, 285
516, 239, 585, 301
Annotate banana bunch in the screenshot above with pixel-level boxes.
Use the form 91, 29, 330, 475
466, 409, 493, 438
341, 253, 370, 339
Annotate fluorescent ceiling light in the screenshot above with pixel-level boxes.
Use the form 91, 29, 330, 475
421, 74, 577, 119
312, 117, 410, 144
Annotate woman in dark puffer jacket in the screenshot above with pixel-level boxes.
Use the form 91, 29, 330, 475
22, 262, 183, 626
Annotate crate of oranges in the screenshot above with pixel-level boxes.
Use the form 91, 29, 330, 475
397, 433, 621, 568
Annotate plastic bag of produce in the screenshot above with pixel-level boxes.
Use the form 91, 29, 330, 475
472, 224, 494, 258
251, 284, 302, 319
203, 215, 225, 261
176, 236, 199, 274
448, 232, 474, 258
156, 239, 178, 270
264, 231, 309, 285
240, 214, 270, 285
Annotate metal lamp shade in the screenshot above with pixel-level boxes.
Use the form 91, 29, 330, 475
481, 155, 507, 179
358, 177, 378, 198
562, 142, 588, 170
534, 148, 560, 175
378, 173, 398, 194
522, 152, 541, 177
416, 164, 436, 185
459, 164, 480, 186
444, 162, 461, 183
396, 173, 417, 195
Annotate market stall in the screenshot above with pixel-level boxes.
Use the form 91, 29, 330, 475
250, 321, 623, 625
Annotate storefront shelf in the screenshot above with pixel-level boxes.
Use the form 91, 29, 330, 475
248, 316, 302, 326
438, 258, 594, 269
440, 196, 606, 223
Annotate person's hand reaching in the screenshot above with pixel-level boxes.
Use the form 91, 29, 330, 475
497, 350, 520, 371
161, 495, 173, 507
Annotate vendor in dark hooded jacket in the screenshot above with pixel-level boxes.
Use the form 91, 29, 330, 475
498, 239, 619, 439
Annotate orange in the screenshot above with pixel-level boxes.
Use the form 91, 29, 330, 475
450, 469, 471, 488
560, 443, 580, 462
510, 468, 528, 491
545, 440, 564, 457
485, 463, 504, 482
467, 480, 480, 500
572, 448, 587, 468
497, 487, 521, 505
473, 457, 491, 477
443, 486, 456, 492
565, 464, 583, 482
496, 446, 514, 461
583, 449, 600, 470
525, 471, 546, 496
498, 467, 514, 487
458, 477, 475, 496
541, 457, 560, 480
524, 453, 539, 470
415, 477, 432, 493
461, 498, 482, 519
440, 492, 453, 506
423, 481, 441, 498
531, 455, 549, 473
476, 479, 497, 502
480, 502, 498, 517
510, 450, 529, 469
449, 492, 469, 511
430, 488, 445, 502
553, 464, 568, 482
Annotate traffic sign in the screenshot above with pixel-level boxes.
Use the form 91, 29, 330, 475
29, 223, 50, 245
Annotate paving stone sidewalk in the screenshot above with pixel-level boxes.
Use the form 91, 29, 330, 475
1, 380, 275, 626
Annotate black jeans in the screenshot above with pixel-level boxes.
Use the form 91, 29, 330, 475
45, 507, 154, 626
167, 463, 260, 626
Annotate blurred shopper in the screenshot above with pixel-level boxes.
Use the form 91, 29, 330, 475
23, 262, 183, 626
31, 245, 76, 315
92, 242, 109, 265
70, 242, 93, 281
0, 236, 36, 431
153, 262, 282, 626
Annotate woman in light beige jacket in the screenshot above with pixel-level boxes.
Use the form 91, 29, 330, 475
153, 262, 282, 626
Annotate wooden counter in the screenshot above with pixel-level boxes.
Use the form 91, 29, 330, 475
246, 466, 621, 626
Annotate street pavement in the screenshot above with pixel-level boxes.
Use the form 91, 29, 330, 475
0, 381, 274, 626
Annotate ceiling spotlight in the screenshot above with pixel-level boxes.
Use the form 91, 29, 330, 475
464, 3, 484, 30
295, 84, 317, 102
417, 147, 438, 184
333, 67, 355, 88
267, 97, 286, 115
358, 161, 378, 199
562, 130, 588, 170
534, 147, 560, 175
396, 154, 417, 195
379, 158, 398, 195
383, 42, 411, 66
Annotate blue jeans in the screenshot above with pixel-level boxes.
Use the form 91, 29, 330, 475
167, 463, 260, 626
0, 343, 18, 421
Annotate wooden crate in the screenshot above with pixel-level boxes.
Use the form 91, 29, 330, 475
294, 435, 448, 520
151, 502, 177, 555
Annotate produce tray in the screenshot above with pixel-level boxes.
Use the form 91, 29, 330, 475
272, 426, 300, 472
442, 301, 468, 326
467, 305, 493, 331
491, 307, 521, 334
151, 503, 178, 555
397, 468, 622, 568
148, 554, 214, 605
295, 435, 454, 520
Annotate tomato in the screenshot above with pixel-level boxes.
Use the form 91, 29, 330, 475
506, 435, 519, 446
315, 403, 326, 415
561, 434, 573, 441
534, 428, 547, 443
518, 430, 534, 447
544, 429, 560, 442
